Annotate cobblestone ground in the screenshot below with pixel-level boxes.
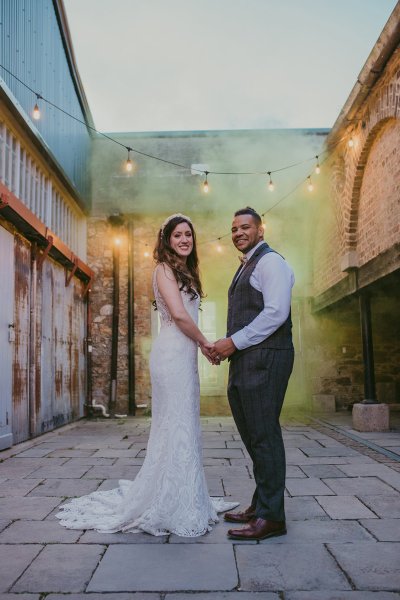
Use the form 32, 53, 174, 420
0, 415, 400, 599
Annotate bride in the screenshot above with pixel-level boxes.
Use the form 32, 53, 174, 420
56, 213, 238, 537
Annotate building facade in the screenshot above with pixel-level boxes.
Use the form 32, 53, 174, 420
0, 0, 93, 448
310, 6, 400, 410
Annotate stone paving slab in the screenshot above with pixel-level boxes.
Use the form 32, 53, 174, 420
235, 543, 351, 591
328, 542, 400, 591
166, 593, 280, 599
83, 466, 141, 479
12, 544, 105, 593
26, 464, 91, 479
285, 593, 400, 599
337, 464, 400, 491
79, 530, 168, 544
285, 496, 329, 520
300, 465, 350, 478
285, 477, 335, 496
322, 476, 399, 496
27, 478, 102, 497
87, 544, 237, 592
259, 520, 374, 544
0, 595, 41, 600
359, 494, 400, 518
0, 479, 43, 496
315, 495, 377, 519
0, 545, 42, 592
0, 520, 11, 533
0, 520, 82, 543
47, 595, 160, 600
0, 497, 62, 520
359, 518, 400, 541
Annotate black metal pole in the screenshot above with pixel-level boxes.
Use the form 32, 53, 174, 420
109, 239, 120, 414
127, 221, 136, 415
359, 292, 377, 403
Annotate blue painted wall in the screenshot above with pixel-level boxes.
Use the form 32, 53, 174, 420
0, 0, 91, 203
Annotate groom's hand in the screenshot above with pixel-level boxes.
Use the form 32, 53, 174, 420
200, 341, 220, 365
211, 337, 236, 361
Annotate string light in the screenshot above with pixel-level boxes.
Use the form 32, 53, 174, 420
348, 137, 354, 148
267, 171, 274, 192
315, 156, 321, 175
203, 171, 209, 194
262, 221, 267, 231
307, 176, 314, 192
125, 147, 133, 172
32, 94, 42, 120
143, 246, 151, 258
114, 237, 121, 246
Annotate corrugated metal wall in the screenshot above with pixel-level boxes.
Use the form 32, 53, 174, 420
0, 0, 91, 201
1, 222, 87, 444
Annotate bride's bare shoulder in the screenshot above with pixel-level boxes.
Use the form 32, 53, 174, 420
154, 262, 175, 282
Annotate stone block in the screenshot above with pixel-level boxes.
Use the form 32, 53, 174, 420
316, 495, 377, 519
235, 543, 350, 591
328, 542, 400, 591
312, 394, 336, 412
12, 545, 105, 593
360, 518, 400, 541
87, 544, 237, 592
0, 545, 42, 592
352, 403, 389, 432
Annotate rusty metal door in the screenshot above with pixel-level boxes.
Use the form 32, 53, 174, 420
0, 226, 14, 449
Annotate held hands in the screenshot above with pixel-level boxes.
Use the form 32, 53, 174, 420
199, 341, 220, 365
199, 337, 236, 365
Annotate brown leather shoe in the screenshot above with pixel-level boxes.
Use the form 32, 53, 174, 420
224, 505, 256, 523
228, 517, 286, 540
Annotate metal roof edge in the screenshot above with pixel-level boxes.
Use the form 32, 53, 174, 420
52, 0, 96, 134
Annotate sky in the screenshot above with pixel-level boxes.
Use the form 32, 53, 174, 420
64, 0, 398, 133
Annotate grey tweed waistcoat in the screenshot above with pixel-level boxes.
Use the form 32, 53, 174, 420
227, 242, 293, 354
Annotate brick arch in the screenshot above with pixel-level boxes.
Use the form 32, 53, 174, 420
347, 115, 398, 252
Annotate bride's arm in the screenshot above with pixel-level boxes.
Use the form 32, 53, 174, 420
156, 264, 210, 348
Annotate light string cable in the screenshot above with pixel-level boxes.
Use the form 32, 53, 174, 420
0, 61, 351, 180
200, 141, 347, 248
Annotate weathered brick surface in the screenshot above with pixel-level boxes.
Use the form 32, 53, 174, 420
313, 49, 400, 295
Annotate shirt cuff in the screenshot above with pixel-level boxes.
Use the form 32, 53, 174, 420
230, 330, 249, 351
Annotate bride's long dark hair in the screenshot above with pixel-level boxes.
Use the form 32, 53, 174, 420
153, 215, 204, 300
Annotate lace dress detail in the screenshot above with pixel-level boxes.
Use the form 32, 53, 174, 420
56, 264, 238, 537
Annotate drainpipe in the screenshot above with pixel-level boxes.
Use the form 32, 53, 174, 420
127, 220, 136, 415
359, 291, 377, 403
29, 245, 37, 437
85, 286, 93, 415
109, 237, 120, 415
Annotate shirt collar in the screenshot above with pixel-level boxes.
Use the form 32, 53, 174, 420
244, 240, 265, 261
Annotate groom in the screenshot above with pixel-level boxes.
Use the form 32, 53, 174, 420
210, 206, 294, 540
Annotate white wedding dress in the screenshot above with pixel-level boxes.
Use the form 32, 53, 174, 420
56, 265, 238, 536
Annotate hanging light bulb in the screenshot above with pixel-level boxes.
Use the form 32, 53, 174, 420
216, 239, 223, 253
348, 137, 354, 148
32, 94, 41, 120
125, 147, 133, 172
262, 221, 266, 231
267, 171, 274, 192
144, 250, 150, 258
307, 176, 314, 192
203, 171, 209, 193
315, 156, 321, 175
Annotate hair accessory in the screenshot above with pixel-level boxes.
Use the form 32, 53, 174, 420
160, 213, 192, 235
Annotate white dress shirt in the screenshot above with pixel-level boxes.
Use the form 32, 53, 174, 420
230, 241, 295, 351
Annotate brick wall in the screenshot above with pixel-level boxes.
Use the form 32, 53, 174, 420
310, 47, 400, 408
313, 49, 400, 295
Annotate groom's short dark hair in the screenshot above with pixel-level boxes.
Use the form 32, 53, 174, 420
234, 207, 262, 226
